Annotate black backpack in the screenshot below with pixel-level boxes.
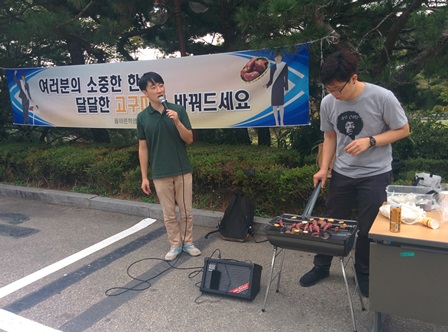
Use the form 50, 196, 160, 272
205, 190, 255, 242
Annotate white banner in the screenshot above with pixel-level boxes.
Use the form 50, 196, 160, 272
5, 44, 310, 129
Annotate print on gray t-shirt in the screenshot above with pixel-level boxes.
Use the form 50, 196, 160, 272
337, 111, 363, 140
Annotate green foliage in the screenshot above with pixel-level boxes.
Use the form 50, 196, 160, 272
240, 164, 321, 216
119, 168, 146, 197
0, 142, 318, 216
188, 143, 306, 213
0, 141, 447, 217
196, 128, 251, 145
32, 145, 99, 186
194, 143, 322, 215
393, 109, 448, 160
84, 146, 137, 195
409, 9, 448, 56
0, 143, 42, 182
0, 142, 139, 191
290, 117, 322, 156
400, 159, 448, 183
236, 0, 328, 49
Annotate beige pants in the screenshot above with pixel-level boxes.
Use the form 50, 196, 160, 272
153, 173, 193, 248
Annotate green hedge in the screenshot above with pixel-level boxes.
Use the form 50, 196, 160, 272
0, 142, 319, 216
188, 144, 320, 215
0, 143, 137, 191
0, 142, 446, 217
392, 158, 448, 185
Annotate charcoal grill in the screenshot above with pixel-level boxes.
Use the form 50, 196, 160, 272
266, 214, 357, 256
262, 182, 365, 332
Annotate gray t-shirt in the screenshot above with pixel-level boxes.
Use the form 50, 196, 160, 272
320, 82, 408, 178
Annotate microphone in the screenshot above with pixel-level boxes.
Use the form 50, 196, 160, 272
158, 96, 168, 114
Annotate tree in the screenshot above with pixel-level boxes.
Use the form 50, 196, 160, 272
1, 0, 447, 147
236, 0, 447, 89
235, 0, 447, 153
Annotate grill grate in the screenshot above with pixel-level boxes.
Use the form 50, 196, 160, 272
265, 213, 358, 257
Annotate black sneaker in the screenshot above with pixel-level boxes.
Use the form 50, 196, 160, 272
299, 266, 330, 287
356, 270, 369, 298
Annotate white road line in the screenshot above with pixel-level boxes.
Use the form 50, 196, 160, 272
0, 309, 62, 332
0, 218, 155, 299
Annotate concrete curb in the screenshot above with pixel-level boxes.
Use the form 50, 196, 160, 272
0, 183, 271, 234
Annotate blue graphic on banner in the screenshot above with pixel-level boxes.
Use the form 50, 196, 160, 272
6, 68, 52, 126
231, 45, 310, 128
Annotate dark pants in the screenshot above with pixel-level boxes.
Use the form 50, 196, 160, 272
21, 99, 30, 124
313, 170, 393, 274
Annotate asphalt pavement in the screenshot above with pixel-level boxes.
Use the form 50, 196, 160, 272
1, 183, 447, 332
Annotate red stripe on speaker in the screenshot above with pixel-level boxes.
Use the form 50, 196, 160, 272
229, 282, 249, 294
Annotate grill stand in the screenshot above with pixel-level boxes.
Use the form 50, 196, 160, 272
261, 246, 365, 332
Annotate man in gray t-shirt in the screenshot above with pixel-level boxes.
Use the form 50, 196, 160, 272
299, 50, 410, 298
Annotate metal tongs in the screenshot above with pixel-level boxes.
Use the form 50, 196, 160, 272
302, 180, 322, 221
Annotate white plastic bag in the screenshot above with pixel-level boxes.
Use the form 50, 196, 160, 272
414, 172, 442, 190
379, 204, 426, 224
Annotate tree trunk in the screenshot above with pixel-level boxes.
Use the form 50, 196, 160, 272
236, 128, 251, 145
39, 128, 51, 143
257, 127, 271, 146
91, 128, 111, 143
67, 39, 85, 66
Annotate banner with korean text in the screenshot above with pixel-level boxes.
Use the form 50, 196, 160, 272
5, 44, 310, 129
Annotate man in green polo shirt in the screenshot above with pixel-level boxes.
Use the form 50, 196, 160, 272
137, 71, 201, 261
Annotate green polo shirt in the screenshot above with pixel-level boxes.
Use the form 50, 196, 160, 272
136, 102, 193, 179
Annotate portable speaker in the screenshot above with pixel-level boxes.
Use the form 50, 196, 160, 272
200, 257, 262, 301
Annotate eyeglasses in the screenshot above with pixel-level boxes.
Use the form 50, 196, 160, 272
325, 79, 351, 95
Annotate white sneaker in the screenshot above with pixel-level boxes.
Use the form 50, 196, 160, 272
165, 247, 181, 261
182, 244, 201, 256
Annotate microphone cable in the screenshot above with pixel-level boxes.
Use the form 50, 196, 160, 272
104, 256, 204, 296
164, 98, 190, 263
154, 96, 189, 264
